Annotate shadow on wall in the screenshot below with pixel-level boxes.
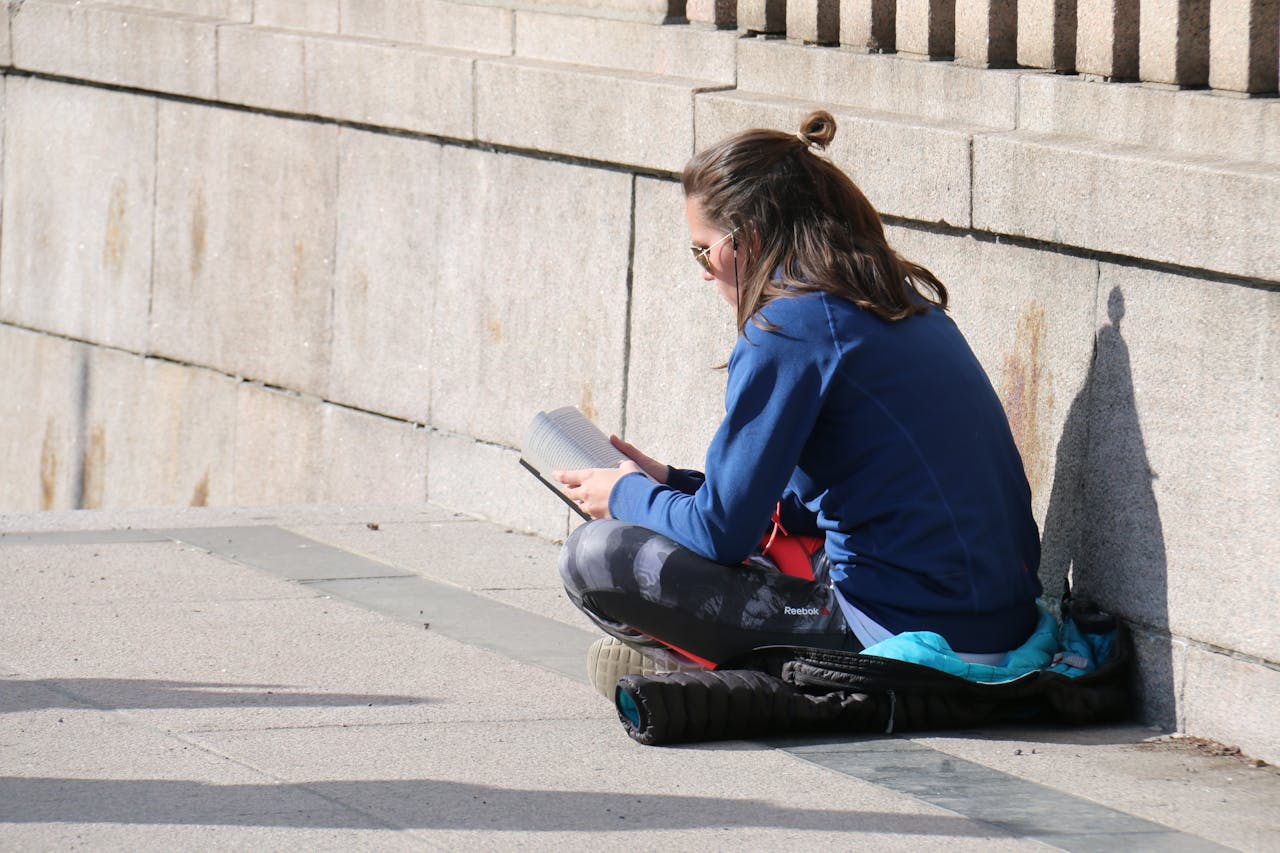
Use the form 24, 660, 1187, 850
1040, 286, 1174, 729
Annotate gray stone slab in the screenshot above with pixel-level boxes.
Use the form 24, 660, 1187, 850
253, 0, 339, 31
955, 0, 1017, 67
0, 529, 169, 545
304, 34, 476, 139
839, 0, 898, 51
475, 56, 700, 172
10, 1, 218, 98
1016, 0, 1076, 70
787, 0, 841, 44
340, 0, 514, 54
232, 384, 327, 506
697, 89, 973, 226
783, 737, 1229, 851
972, 131, 1280, 281
0, 328, 89, 512
428, 146, 631, 448
320, 406, 429, 505
1071, 264, 1278, 661
216, 24, 308, 113
514, 8, 737, 82
151, 102, 338, 396
735, 37, 1022, 129
894, 0, 956, 58
166, 525, 410, 581
1209, 0, 1279, 93
910, 726, 1280, 850
330, 128, 440, 423
0, 504, 458, 533
0, 77, 156, 351
1075, 0, 1140, 80
426, 431, 571, 541
1179, 645, 1280, 770
1016, 74, 1280, 165
625, 176, 734, 473
0, 6, 10, 64
103, 0, 252, 17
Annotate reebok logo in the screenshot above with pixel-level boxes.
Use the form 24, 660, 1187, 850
784, 605, 829, 617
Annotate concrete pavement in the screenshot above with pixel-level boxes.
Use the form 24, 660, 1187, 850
1, 504, 1276, 851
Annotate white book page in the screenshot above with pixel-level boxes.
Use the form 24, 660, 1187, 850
521, 407, 627, 476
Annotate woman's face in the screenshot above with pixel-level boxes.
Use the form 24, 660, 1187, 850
685, 196, 738, 308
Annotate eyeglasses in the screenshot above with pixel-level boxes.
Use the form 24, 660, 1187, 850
690, 228, 739, 274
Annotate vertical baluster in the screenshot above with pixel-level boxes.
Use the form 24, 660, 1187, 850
738, 0, 788, 34
688, 0, 738, 27
1209, 0, 1280, 93
896, 0, 957, 58
1017, 0, 1077, 70
955, 0, 1018, 66
840, 0, 897, 52
1140, 0, 1210, 85
1076, 0, 1139, 78
787, 0, 842, 44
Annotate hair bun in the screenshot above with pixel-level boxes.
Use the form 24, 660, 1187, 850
798, 110, 837, 151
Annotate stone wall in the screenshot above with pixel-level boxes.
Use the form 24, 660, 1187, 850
0, 0, 1276, 761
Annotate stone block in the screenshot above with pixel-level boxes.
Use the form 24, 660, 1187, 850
1138, 0, 1209, 86
1075, 0, 1139, 79
0, 327, 87, 512
77, 352, 239, 510
303, 34, 476, 139
881, 226, 1099, 540
736, 38, 1021, 129
428, 146, 632, 447
895, 0, 956, 58
972, 132, 1280, 281
426, 430, 571, 542
11, 1, 218, 98
1179, 644, 1280, 766
216, 25, 307, 113
340, 0, 513, 54
839, 0, 895, 52
330, 128, 441, 424
954, 0, 1017, 67
0, 5, 11, 65
1068, 265, 1278, 661
687, 0, 736, 27
514, 10, 737, 83
232, 384, 327, 505
1016, 74, 1280, 164
0, 77, 155, 351
253, 0, 339, 31
151, 102, 338, 396
1209, 0, 1280, 94
321, 406, 428, 505
105, 0, 251, 19
738, 0, 786, 34
697, 91, 973, 226
476, 57, 698, 172
625, 177, 736, 474
787, 0, 840, 44
501, 0, 680, 23
1017, 0, 1077, 70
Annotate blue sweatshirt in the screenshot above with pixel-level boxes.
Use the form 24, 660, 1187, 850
609, 291, 1042, 653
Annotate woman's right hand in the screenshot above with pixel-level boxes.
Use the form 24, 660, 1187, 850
610, 435, 668, 484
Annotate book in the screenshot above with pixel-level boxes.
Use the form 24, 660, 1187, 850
520, 407, 628, 519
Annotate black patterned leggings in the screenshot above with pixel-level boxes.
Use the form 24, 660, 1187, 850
559, 519, 861, 667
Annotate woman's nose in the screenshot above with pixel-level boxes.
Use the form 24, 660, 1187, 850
701, 267, 715, 282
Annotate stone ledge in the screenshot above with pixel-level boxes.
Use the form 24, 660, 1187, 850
11, 1, 219, 99
698, 90, 975, 227
973, 131, 1280, 281
341, 0, 514, 55
513, 8, 737, 84
219, 26, 477, 140
736, 37, 1025, 129
476, 56, 706, 171
1017, 74, 1280, 166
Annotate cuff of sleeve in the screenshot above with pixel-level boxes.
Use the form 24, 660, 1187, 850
666, 467, 705, 495
608, 470, 655, 522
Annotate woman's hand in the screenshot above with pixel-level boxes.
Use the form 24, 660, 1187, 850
554, 461, 643, 520
610, 435, 668, 484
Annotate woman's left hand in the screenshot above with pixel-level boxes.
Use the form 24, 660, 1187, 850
553, 461, 643, 520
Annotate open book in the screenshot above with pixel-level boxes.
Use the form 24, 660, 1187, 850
520, 407, 628, 519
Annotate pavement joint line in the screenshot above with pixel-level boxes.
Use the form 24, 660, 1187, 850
4, 523, 1230, 851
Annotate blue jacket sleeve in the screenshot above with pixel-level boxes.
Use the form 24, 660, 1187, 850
610, 301, 831, 563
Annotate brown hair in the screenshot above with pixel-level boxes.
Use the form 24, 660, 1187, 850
681, 110, 947, 332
